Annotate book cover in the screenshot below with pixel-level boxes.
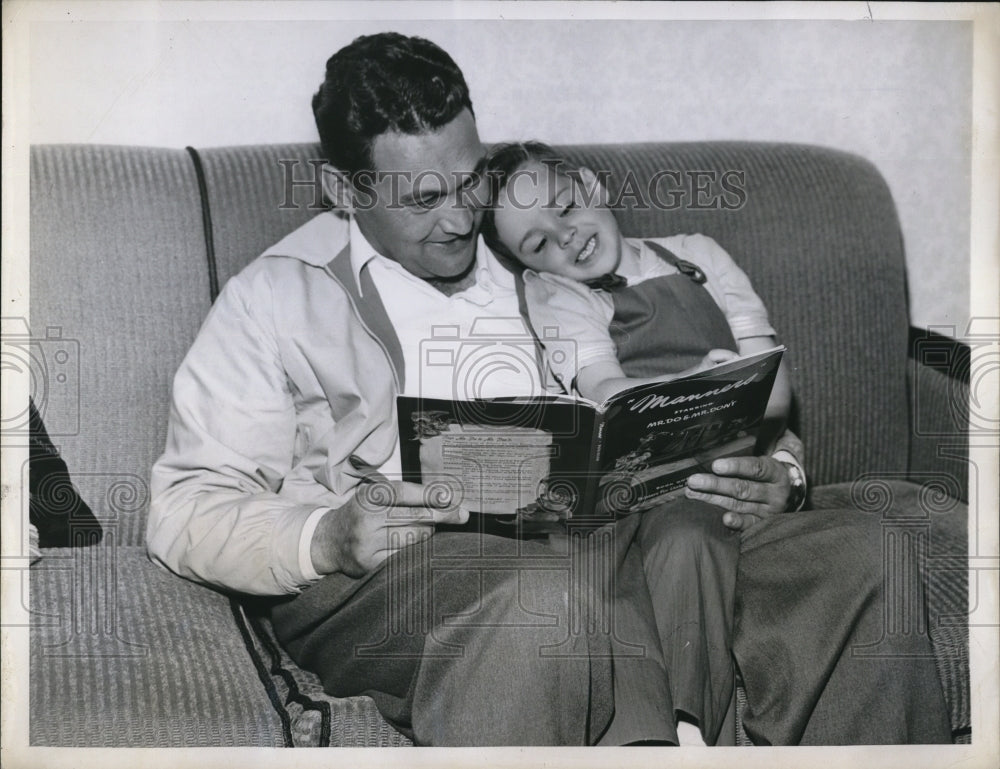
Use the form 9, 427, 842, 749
397, 347, 784, 530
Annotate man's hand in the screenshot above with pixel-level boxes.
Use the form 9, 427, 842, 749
310, 480, 469, 578
684, 456, 791, 531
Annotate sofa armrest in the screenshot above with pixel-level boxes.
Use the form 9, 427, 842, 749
907, 327, 970, 502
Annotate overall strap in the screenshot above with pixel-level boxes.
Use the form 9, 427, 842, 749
513, 270, 570, 396
608, 241, 737, 377
644, 240, 707, 284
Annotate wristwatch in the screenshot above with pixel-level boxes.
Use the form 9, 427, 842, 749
780, 461, 807, 512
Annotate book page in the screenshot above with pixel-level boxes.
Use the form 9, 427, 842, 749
417, 423, 553, 514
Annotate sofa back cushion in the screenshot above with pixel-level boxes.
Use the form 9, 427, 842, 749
28, 141, 912, 545
562, 142, 912, 488
30, 145, 211, 546
194, 144, 331, 294
199, 141, 911, 488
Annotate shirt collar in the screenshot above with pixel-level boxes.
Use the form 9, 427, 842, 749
348, 216, 516, 298
348, 216, 382, 290
617, 237, 645, 281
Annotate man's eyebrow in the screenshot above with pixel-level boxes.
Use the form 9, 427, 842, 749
399, 186, 442, 206
398, 154, 489, 206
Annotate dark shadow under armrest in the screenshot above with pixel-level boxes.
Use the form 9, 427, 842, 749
907, 327, 970, 503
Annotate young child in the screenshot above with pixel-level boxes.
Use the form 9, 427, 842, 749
480, 141, 796, 746
481, 141, 790, 420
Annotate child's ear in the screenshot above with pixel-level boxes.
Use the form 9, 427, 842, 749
577, 166, 609, 204
321, 164, 356, 212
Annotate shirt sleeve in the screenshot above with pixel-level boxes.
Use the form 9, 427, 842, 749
147, 268, 332, 596
523, 271, 619, 388
675, 234, 776, 340
772, 428, 807, 511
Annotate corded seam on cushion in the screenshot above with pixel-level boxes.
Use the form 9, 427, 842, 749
243, 607, 333, 747
185, 146, 221, 303
228, 598, 294, 747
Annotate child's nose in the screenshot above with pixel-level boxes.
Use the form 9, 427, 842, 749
559, 225, 576, 248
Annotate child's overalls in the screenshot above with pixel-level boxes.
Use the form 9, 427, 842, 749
587, 239, 742, 745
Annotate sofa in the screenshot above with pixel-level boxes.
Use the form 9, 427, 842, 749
25, 140, 971, 746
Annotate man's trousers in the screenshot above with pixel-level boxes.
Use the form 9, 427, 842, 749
270, 505, 952, 746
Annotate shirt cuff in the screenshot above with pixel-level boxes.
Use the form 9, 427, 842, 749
771, 448, 801, 472
771, 449, 807, 511
298, 507, 332, 582
728, 315, 777, 341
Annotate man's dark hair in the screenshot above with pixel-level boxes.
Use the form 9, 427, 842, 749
313, 32, 475, 178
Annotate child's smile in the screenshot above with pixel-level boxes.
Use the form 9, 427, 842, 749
576, 234, 598, 264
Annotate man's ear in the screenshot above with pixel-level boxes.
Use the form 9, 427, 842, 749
321, 163, 355, 212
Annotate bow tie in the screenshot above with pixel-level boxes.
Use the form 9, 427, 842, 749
584, 272, 628, 291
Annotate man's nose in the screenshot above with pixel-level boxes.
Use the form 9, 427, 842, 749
437, 201, 476, 238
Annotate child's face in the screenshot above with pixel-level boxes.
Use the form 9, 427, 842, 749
492, 162, 623, 281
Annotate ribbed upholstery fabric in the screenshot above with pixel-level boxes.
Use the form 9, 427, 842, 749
735, 686, 751, 745
810, 481, 969, 738
908, 361, 970, 502
29, 146, 212, 546
29, 546, 287, 746
192, 144, 330, 291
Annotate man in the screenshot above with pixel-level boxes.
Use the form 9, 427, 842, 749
148, 32, 951, 746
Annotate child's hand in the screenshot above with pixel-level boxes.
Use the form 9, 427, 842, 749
683, 348, 739, 377
703, 348, 739, 366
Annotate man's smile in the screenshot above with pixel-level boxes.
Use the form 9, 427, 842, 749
427, 235, 474, 252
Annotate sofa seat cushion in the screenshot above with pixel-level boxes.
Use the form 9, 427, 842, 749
30, 545, 287, 746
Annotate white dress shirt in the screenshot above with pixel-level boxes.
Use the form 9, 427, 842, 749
298, 220, 547, 579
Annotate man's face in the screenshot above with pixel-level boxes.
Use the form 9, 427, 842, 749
352, 109, 487, 281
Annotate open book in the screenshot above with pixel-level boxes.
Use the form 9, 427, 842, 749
397, 346, 784, 530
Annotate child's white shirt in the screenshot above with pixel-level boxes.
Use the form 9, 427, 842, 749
522, 233, 776, 389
